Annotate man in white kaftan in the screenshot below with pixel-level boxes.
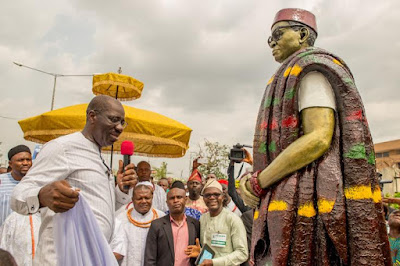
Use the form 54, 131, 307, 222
10, 96, 137, 265
0, 212, 41, 266
111, 183, 165, 266
117, 161, 168, 213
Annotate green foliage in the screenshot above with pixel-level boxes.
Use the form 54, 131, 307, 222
152, 162, 170, 180
195, 139, 230, 180
386, 192, 400, 210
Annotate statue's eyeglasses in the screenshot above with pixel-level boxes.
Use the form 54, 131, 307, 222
267, 25, 301, 46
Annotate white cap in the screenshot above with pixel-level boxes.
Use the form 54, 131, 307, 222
201, 179, 223, 195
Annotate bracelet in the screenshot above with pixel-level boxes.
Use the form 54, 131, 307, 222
250, 171, 266, 198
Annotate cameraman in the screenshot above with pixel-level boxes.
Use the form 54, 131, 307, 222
227, 148, 253, 266
228, 149, 252, 214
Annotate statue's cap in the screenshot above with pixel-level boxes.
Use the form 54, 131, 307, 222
272, 8, 317, 34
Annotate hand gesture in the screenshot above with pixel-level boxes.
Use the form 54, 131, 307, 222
185, 238, 201, 258
242, 148, 253, 165
38, 180, 80, 213
116, 160, 138, 193
239, 173, 260, 209
193, 158, 201, 170
200, 259, 213, 266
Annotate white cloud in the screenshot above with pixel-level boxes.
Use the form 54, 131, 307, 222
1, 0, 399, 177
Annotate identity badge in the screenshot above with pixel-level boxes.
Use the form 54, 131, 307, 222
211, 233, 227, 247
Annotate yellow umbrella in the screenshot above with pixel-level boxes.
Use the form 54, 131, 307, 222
18, 104, 192, 158
92, 72, 144, 101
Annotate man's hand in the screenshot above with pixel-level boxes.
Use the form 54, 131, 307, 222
193, 158, 201, 170
242, 148, 253, 165
38, 180, 80, 213
239, 173, 260, 209
117, 160, 137, 194
185, 238, 201, 258
200, 259, 213, 266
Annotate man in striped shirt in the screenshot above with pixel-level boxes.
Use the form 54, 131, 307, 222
0, 145, 32, 226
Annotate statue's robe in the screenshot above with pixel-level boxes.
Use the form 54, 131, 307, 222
252, 47, 391, 265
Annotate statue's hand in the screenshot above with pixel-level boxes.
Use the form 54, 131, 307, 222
239, 173, 260, 209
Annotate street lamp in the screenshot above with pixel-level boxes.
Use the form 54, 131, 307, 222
13, 62, 94, 110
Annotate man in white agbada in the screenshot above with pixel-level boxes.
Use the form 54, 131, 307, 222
0, 212, 41, 266
10, 96, 137, 265
112, 182, 165, 266
117, 161, 168, 214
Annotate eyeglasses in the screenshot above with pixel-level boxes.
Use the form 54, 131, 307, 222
267, 25, 301, 46
203, 193, 222, 199
94, 110, 128, 129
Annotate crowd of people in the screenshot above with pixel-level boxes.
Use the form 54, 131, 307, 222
0, 140, 398, 264
0, 95, 252, 266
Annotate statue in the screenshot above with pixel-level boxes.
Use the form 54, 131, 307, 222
240, 8, 391, 265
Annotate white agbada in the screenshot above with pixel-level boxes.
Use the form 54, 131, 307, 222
0, 212, 41, 266
10, 132, 130, 265
111, 207, 165, 266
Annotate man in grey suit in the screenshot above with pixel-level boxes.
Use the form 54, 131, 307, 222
144, 181, 200, 266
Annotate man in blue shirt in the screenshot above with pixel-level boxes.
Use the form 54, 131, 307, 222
0, 145, 32, 225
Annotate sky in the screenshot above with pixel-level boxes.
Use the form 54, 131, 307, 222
1, 0, 399, 178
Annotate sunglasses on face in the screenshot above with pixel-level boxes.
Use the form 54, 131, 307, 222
203, 193, 222, 199
267, 25, 301, 46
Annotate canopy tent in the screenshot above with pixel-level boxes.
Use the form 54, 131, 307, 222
18, 104, 191, 158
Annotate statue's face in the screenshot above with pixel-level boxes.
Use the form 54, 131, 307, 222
269, 21, 303, 63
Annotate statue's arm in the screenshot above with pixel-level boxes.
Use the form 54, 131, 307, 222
257, 107, 335, 189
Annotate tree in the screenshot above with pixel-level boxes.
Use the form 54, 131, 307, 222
152, 162, 170, 180
195, 139, 230, 180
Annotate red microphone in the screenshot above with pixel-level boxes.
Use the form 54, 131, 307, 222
121, 140, 134, 190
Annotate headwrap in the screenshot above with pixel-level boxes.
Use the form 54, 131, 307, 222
8, 145, 31, 160
136, 181, 154, 191
218, 179, 228, 186
201, 179, 222, 195
188, 169, 202, 182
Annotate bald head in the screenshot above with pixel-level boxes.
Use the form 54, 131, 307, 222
137, 161, 152, 182
82, 95, 125, 148
86, 95, 123, 118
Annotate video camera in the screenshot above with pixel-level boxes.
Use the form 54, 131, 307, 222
229, 143, 252, 163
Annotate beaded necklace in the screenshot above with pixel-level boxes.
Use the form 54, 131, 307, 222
127, 208, 158, 228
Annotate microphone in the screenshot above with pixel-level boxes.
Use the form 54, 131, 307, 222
121, 140, 134, 191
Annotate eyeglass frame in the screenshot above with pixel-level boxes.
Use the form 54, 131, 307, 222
203, 192, 223, 199
92, 109, 128, 129
267, 24, 303, 46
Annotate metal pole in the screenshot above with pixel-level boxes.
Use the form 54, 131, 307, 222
51, 75, 57, 110
110, 85, 119, 168
110, 145, 114, 170
13, 62, 93, 111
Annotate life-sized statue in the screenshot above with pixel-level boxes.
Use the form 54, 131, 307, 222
240, 8, 391, 265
